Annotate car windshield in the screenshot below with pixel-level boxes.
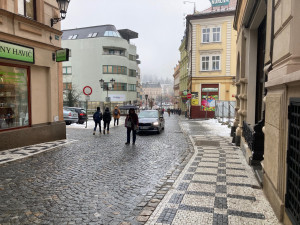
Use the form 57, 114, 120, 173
138, 111, 158, 118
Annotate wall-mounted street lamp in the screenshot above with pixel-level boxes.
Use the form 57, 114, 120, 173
51, 0, 71, 27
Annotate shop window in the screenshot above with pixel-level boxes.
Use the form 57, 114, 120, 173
18, 0, 36, 20
0, 64, 30, 130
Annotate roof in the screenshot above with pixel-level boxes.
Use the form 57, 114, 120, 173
62, 25, 138, 41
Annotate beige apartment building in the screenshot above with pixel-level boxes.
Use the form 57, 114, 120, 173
233, 0, 300, 224
0, 0, 66, 150
173, 64, 180, 109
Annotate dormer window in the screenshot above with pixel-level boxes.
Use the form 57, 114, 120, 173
68, 35, 78, 40
88, 33, 98, 38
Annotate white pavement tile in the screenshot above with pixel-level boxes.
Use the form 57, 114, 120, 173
172, 210, 213, 225
193, 174, 217, 182
187, 183, 216, 193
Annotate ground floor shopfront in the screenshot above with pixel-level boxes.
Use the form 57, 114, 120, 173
189, 77, 236, 119
0, 39, 65, 151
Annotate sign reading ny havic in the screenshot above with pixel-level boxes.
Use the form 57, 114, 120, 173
0, 40, 34, 63
210, 0, 230, 7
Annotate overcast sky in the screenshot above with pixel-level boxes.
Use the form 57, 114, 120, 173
61, 0, 212, 79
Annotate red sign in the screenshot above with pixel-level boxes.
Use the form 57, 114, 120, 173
187, 93, 192, 99
83, 86, 92, 96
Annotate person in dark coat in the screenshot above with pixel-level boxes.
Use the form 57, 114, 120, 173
125, 108, 139, 145
103, 107, 112, 134
93, 107, 102, 135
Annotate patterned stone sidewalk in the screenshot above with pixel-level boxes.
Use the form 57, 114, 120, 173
0, 139, 75, 165
146, 135, 280, 225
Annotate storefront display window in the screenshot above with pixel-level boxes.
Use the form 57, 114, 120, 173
201, 84, 219, 111
0, 65, 29, 130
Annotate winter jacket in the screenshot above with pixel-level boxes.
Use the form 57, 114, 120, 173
93, 110, 102, 123
125, 113, 139, 129
103, 109, 112, 123
113, 108, 121, 119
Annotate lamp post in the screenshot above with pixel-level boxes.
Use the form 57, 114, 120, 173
99, 78, 115, 110
145, 94, 148, 109
51, 0, 71, 27
183, 1, 196, 13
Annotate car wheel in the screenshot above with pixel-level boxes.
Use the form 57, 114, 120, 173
65, 121, 71, 125
157, 128, 161, 134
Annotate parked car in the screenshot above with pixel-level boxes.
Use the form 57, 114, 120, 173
138, 110, 165, 134
63, 109, 78, 125
65, 107, 87, 124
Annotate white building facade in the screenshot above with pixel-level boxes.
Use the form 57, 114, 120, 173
61, 25, 140, 111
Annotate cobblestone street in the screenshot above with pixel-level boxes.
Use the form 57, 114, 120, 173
0, 115, 189, 225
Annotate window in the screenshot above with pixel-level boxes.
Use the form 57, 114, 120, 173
88, 33, 98, 38
213, 27, 221, 42
202, 28, 210, 43
212, 56, 220, 70
129, 54, 136, 61
103, 48, 125, 56
18, 0, 36, 19
202, 27, 221, 43
0, 64, 30, 130
129, 69, 137, 77
63, 82, 72, 90
103, 65, 127, 75
104, 82, 127, 91
104, 31, 121, 37
68, 35, 78, 40
201, 56, 210, 71
62, 66, 72, 75
128, 84, 136, 91
201, 55, 221, 71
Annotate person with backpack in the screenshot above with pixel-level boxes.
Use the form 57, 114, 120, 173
93, 107, 102, 135
103, 107, 112, 134
113, 106, 121, 126
125, 108, 139, 145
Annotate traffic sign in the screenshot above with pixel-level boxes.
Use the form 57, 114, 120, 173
187, 93, 192, 99
83, 86, 92, 96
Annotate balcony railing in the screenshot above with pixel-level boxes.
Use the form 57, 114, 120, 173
242, 120, 264, 161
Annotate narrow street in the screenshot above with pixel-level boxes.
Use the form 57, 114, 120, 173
0, 115, 189, 225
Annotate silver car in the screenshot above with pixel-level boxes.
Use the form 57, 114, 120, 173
138, 110, 165, 134
63, 108, 78, 125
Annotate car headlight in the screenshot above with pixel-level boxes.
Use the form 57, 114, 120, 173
153, 121, 159, 126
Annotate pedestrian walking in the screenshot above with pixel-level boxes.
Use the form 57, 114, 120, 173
167, 108, 171, 117
113, 105, 121, 126
103, 107, 111, 134
125, 108, 139, 145
93, 107, 102, 135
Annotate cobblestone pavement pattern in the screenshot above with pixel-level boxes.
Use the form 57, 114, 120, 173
0, 115, 188, 225
146, 119, 281, 225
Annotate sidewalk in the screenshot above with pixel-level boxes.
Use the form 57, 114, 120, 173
144, 120, 280, 225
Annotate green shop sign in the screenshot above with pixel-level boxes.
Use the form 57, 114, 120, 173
56, 48, 70, 62
0, 40, 34, 63
210, 0, 230, 7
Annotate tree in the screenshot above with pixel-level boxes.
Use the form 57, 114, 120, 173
64, 88, 81, 107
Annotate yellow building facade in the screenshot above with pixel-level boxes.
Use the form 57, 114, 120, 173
186, 9, 237, 118
179, 37, 188, 113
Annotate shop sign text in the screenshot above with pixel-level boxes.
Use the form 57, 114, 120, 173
0, 41, 34, 63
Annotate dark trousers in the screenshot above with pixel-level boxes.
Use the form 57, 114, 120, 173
104, 121, 110, 131
127, 128, 136, 143
94, 122, 101, 132
114, 118, 119, 126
